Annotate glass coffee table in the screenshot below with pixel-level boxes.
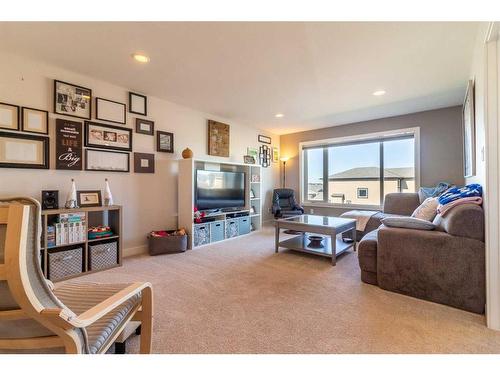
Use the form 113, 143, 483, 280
275, 214, 357, 266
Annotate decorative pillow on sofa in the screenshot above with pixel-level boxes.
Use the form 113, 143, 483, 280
411, 197, 439, 221
381, 217, 436, 230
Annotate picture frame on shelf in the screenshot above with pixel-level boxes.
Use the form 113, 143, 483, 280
54, 80, 92, 120
258, 134, 272, 144
21, 107, 49, 135
243, 155, 255, 164
157, 131, 174, 153
0, 131, 49, 169
129, 92, 147, 116
77, 190, 102, 208
84, 121, 132, 152
134, 152, 155, 173
95, 97, 126, 125
0, 102, 20, 131
135, 118, 154, 135
85, 148, 130, 172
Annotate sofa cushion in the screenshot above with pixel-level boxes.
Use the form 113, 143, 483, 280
358, 229, 378, 273
411, 197, 438, 221
381, 216, 436, 230
433, 204, 484, 241
383, 193, 420, 216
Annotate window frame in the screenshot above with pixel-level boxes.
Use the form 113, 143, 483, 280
357, 187, 369, 199
299, 127, 420, 210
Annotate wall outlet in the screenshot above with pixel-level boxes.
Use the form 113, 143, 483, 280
310, 208, 314, 214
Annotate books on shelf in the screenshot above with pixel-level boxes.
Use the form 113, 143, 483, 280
50, 212, 86, 247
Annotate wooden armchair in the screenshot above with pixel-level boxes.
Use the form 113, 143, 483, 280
0, 198, 153, 354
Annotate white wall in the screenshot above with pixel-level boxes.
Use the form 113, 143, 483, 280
466, 23, 490, 187
0, 52, 279, 256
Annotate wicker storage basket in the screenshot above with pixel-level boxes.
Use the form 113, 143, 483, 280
48, 247, 83, 281
148, 231, 187, 255
89, 240, 118, 271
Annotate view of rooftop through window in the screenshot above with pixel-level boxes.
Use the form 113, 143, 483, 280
304, 136, 415, 206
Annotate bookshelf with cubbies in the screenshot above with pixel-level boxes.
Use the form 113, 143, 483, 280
41, 205, 122, 281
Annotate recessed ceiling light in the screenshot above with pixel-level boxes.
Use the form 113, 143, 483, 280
132, 53, 150, 63
275, 113, 284, 118
373, 90, 386, 96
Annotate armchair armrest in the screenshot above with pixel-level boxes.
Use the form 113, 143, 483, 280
41, 282, 152, 329
382, 193, 420, 216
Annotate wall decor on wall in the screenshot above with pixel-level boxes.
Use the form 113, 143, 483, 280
0, 102, 20, 131
0, 131, 49, 169
272, 147, 279, 163
77, 190, 102, 208
463, 79, 476, 178
134, 152, 155, 173
259, 145, 271, 168
258, 134, 272, 144
243, 155, 255, 164
247, 147, 258, 159
85, 148, 130, 172
135, 118, 154, 135
157, 131, 174, 153
54, 80, 92, 120
84, 121, 132, 152
21, 107, 49, 135
129, 92, 147, 116
55, 118, 83, 170
95, 97, 126, 125
208, 120, 230, 157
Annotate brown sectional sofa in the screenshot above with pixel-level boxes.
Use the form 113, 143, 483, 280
357, 193, 486, 314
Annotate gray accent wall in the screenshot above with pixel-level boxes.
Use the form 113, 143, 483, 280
280, 106, 464, 215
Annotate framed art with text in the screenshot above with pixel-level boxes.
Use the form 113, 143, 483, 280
55, 118, 82, 170
77, 190, 102, 207
85, 149, 130, 172
0, 102, 20, 131
84, 121, 132, 152
0, 131, 49, 169
135, 118, 154, 135
54, 80, 92, 120
258, 134, 272, 144
96, 97, 126, 124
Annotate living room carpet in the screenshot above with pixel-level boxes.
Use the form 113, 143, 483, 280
69, 227, 500, 353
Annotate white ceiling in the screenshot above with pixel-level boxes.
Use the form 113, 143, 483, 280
0, 22, 480, 135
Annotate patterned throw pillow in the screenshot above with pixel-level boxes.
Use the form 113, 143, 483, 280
411, 197, 439, 221
381, 217, 436, 231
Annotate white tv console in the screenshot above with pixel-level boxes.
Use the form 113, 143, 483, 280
178, 158, 262, 249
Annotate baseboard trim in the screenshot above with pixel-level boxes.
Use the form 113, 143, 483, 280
123, 245, 148, 258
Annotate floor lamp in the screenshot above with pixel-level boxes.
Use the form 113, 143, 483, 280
280, 157, 289, 188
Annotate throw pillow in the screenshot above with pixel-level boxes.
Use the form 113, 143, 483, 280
381, 217, 436, 230
411, 197, 439, 221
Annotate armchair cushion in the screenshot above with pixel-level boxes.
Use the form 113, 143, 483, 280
54, 282, 142, 354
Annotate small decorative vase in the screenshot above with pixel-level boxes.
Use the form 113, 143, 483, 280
65, 178, 78, 209
104, 178, 114, 206
182, 147, 193, 159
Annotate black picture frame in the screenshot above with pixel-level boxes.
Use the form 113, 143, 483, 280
129, 92, 147, 116
84, 121, 133, 152
95, 97, 127, 125
258, 134, 272, 144
0, 131, 50, 169
157, 131, 174, 153
0, 102, 20, 131
135, 118, 154, 135
77, 190, 102, 207
134, 152, 155, 173
84, 148, 130, 173
54, 80, 92, 120
243, 155, 256, 164
21, 107, 49, 135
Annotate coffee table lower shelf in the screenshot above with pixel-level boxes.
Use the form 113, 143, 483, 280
278, 233, 354, 259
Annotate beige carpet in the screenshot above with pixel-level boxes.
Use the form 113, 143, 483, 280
71, 227, 500, 353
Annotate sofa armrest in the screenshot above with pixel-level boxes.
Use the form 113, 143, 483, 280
382, 193, 420, 216
376, 226, 486, 313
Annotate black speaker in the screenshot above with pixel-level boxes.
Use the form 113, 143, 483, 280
41, 190, 59, 210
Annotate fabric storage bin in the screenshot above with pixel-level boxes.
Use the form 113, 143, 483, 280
194, 223, 210, 247
89, 240, 118, 271
210, 221, 225, 243
226, 218, 239, 238
48, 247, 83, 281
238, 216, 251, 235
148, 231, 187, 255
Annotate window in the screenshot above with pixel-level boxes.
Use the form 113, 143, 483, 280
302, 129, 417, 207
357, 188, 368, 199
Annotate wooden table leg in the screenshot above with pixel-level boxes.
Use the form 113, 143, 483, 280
331, 233, 337, 266
275, 222, 280, 253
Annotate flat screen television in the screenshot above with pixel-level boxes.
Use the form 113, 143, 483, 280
195, 170, 245, 211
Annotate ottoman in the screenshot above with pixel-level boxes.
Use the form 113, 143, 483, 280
357, 229, 379, 285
